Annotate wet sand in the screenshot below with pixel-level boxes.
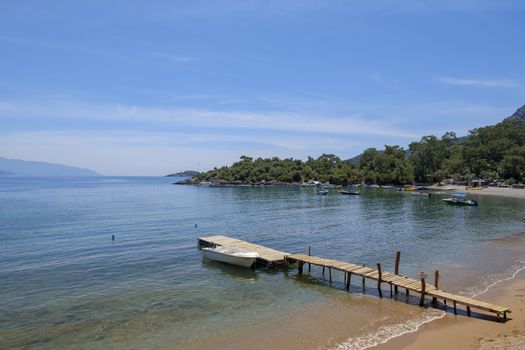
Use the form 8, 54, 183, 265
377, 268, 525, 350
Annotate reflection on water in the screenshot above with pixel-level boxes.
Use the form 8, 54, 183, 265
0, 177, 524, 349
201, 259, 258, 281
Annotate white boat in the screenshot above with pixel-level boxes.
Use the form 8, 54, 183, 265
202, 246, 259, 267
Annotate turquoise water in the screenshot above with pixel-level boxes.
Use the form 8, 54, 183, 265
1, 177, 525, 349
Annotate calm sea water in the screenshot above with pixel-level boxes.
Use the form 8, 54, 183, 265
1, 177, 525, 349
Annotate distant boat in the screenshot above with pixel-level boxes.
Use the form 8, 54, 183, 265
202, 246, 259, 267
316, 189, 329, 195
338, 190, 361, 195
412, 192, 432, 197
443, 193, 478, 206
402, 185, 416, 192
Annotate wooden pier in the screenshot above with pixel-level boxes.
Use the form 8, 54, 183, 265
198, 236, 511, 321
287, 253, 511, 321
198, 235, 287, 266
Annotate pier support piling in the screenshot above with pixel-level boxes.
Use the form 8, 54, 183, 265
362, 264, 366, 291
432, 270, 439, 305
419, 277, 426, 307
377, 263, 383, 298
308, 245, 311, 272
394, 251, 401, 294
346, 272, 351, 291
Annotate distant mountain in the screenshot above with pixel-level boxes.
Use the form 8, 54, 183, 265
0, 157, 102, 177
504, 104, 525, 122
166, 170, 200, 177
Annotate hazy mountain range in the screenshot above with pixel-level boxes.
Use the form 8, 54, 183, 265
0, 157, 101, 177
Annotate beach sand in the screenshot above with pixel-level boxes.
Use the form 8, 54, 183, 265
434, 185, 525, 200
377, 269, 525, 350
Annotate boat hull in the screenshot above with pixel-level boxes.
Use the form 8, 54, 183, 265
202, 247, 258, 267
338, 191, 360, 195
443, 198, 478, 206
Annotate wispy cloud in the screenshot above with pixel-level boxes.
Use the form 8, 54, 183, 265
151, 51, 194, 63
0, 98, 417, 139
0, 129, 363, 175
437, 76, 518, 88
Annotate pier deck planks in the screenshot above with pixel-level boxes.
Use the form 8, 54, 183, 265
197, 236, 510, 319
287, 253, 511, 319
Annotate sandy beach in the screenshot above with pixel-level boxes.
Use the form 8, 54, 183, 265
433, 185, 525, 200
377, 268, 525, 350
377, 187, 525, 350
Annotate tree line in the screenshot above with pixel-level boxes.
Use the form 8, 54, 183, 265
194, 118, 525, 185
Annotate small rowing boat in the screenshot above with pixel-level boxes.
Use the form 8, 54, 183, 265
338, 190, 361, 195
202, 246, 259, 267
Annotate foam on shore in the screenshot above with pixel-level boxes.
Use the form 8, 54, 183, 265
331, 259, 525, 350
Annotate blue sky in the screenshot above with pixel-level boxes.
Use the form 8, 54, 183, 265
1, 0, 524, 175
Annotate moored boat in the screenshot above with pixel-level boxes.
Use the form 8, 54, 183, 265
201, 246, 259, 267
338, 190, 361, 195
443, 193, 478, 206
443, 198, 478, 206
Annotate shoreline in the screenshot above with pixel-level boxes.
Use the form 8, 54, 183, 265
376, 267, 525, 350
432, 185, 525, 200
175, 179, 525, 200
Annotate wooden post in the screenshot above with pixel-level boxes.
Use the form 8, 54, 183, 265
284, 256, 288, 275
308, 245, 311, 272
346, 272, 351, 291
467, 306, 471, 317
453, 301, 457, 315
298, 261, 303, 275
322, 266, 325, 277
362, 264, 366, 291
432, 270, 439, 304
390, 283, 393, 298
329, 267, 332, 284
419, 278, 426, 306
377, 263, 383, 298
394, 251, 401, 294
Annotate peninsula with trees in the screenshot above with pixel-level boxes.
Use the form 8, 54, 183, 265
182, 105, 525, 186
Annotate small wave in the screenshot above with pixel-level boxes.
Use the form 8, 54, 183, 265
329, 309, 446, 350
331, 260, 525, 350
470, 259, 525, 298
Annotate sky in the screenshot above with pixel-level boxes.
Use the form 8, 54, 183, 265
1, 0, 524, 176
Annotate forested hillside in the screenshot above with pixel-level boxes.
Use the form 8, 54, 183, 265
193, 106, 525, 185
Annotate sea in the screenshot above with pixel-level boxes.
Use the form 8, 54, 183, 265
1, 176, 525, 350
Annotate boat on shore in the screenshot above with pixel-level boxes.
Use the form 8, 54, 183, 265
443, 193, 478, 206
338, 190, 361, 195
201, 246, 259, 267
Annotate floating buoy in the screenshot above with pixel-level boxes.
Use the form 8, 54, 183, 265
112, 234, 115, 242
194, 224, 198, 228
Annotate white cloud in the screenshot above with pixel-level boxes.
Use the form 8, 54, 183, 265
0, 98, 417, 138
0, 130, 362, 175
151, 52, 194, 63
437, 77, 518, 88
